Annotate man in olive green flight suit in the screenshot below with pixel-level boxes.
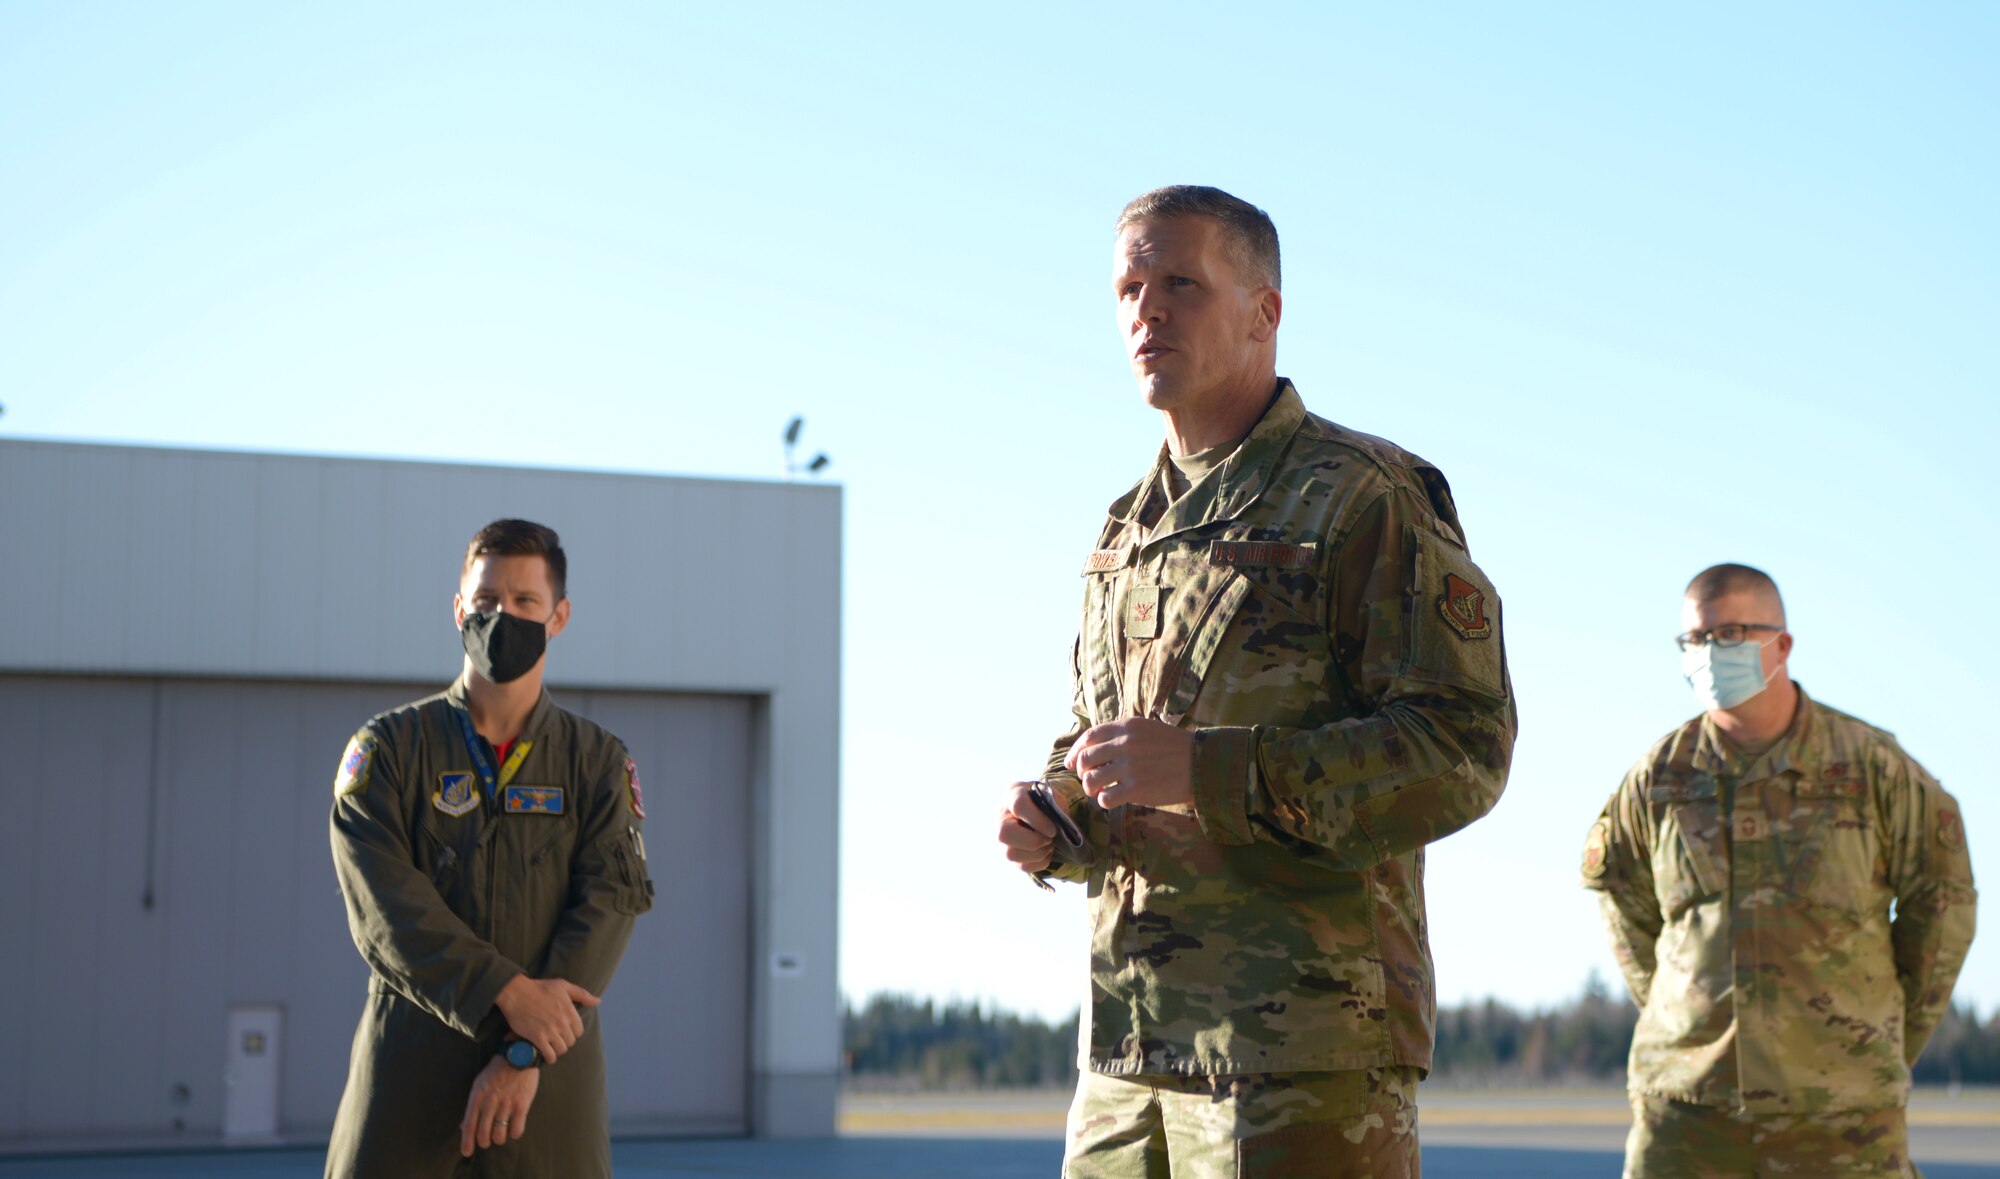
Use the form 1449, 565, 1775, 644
1584, 563, 1976, 1178
998, 186, 1516, 1177
327, 519, 654, 1179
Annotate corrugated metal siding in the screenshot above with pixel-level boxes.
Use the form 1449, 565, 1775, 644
0, 441, 839, 694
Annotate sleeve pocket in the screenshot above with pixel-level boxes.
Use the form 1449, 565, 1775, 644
609, 829, 655, 916
1403, 524, 1505, 700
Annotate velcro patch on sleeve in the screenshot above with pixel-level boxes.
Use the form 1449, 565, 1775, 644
334, 731, 377, 797
1405, 524, 1505, 699
1438, 573, 1492, 640
625, 757, 646, 819
1938, 806, 1966, 850
1581, 818, 1611, 881
1208, 540, 1317, 568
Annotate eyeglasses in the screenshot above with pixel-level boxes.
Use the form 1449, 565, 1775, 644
1674, 623, 1783, 652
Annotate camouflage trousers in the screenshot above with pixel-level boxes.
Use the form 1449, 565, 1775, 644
1063, 1067, 1421, 1179
1625, 1094, 1920, 1178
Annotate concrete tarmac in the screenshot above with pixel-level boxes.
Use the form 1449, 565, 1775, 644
0, 1087, 1991, 1176
0, 1138, 1992, 1179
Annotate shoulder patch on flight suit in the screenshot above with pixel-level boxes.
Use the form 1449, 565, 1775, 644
1938, 806, 1966, 850
433, 771, 480, 817
1581, 818, 1610, 880
502, 785, 564, 814
625, 757, 646, 819
334, 731, 377, 796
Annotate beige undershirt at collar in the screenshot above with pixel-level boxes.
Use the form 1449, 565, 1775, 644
1164, 441, 1233, 502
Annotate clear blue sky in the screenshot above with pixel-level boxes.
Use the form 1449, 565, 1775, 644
4, 2, 1995, 1022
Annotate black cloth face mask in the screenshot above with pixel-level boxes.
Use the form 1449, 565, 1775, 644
460, 611, 548, 684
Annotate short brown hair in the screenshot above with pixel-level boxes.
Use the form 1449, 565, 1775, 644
1117, 185, 1281, 291
463, 518, 567, 600
1684, 562, 1783, 623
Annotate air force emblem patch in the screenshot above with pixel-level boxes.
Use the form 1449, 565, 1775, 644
1581, 818, 1610, 880
1438, 572, 1492, 640
335, 732, 377, 797
433, 771, 480, 817
503, 785, 565, 815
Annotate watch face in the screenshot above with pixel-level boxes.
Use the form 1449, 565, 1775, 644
505, 1040, 537, 1069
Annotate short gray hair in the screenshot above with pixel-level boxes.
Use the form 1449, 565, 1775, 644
1117, 185, 1281, 291
1684, 562, 1785, 623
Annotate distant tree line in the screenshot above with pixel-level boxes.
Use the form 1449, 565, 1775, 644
843, 994, 1080, 1090
844, 980, 2000, 1089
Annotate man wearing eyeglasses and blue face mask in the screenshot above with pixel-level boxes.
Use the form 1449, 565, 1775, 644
1583, 563, 1976, 1178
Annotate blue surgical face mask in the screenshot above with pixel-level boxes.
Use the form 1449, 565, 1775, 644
1682, 635, 1782, 711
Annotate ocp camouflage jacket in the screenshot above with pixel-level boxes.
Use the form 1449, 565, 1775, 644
1584, 688, 1977, 1114
1043, 380, 1517, 1076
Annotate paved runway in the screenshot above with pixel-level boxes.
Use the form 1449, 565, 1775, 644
0, 1138, 1993, 1179
0, 1087, 1992, 1176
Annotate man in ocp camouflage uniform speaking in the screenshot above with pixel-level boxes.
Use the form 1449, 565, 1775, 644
1584, 563, 1976, 1177
997, 185, 1517, 1177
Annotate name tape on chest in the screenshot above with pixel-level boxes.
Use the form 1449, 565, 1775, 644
1207, 540, 1317, 568
433, 771, 480, 817
1083, 548, 1127, 574
503, 785, 565, 815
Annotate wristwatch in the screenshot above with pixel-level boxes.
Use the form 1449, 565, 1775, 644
503, 1040, 540, 1069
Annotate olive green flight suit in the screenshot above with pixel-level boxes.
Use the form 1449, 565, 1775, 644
326, 678, 654, 1179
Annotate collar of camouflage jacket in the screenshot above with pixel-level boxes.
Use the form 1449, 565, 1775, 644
1105, 378, 1306, 547
1694, 682, 1816, 781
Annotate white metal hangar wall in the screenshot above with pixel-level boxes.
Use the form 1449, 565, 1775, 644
0, 439, 842, 1148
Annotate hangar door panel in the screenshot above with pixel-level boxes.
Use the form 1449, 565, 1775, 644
0, 676, 752, 1146
566, 690, 753, 1136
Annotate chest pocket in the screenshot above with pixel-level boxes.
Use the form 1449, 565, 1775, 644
1790, 777, 1877, 915
1080, 559, 1129, 727
1650, 777, 1725, 919
1154, 570, 1254, 725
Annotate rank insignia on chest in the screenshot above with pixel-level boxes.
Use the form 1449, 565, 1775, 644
504, 785, 565, 815
1125, 585, 1161, 640
1438, 573, 1492, 640
433, 772, 480, 817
